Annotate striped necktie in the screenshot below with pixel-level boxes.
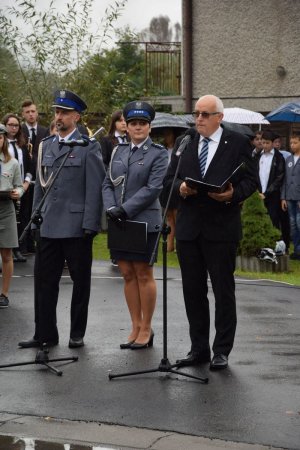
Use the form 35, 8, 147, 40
199, 137, 210, 177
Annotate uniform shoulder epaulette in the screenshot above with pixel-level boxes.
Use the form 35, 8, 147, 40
41, 135, 53, 142
152, 143, 166, 150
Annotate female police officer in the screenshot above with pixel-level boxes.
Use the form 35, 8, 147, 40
102, 101, 168, 349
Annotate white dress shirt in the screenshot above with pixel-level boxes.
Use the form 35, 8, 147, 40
259, 149, 274, 193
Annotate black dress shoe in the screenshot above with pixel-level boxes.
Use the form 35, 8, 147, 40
176, 350, 211, 367
210, 354, 228, 370
13, 250, 27, 262
120, 340, 135, 349
69, 337, 84, 348
130, 331, 154, 350
18, 338, 58, 348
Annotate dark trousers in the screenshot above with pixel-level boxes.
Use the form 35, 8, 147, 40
33, 236, 93, 343
176, 235, 238, 356
264, 197, 290, 250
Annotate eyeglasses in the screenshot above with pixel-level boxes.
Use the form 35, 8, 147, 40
192, 111, 220, 119
6, 123, 19, 128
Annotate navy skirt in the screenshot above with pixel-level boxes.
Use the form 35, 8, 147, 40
111, 232, 159, 263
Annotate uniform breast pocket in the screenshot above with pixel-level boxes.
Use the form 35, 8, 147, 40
62, 157, 82, 180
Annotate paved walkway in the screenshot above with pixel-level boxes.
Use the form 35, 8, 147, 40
0, 257, 299, 449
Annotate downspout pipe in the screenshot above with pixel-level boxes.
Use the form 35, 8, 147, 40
182, 0, 193, 112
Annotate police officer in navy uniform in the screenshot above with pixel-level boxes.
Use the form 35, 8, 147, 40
102, 101, 168, 350
19, 90, 105, 349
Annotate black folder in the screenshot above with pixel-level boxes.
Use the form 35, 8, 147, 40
185, 162, 244, 193
108, 219, 148, 253
0, 190, 11, 200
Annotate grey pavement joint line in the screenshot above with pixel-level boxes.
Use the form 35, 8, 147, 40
0, 414, 288, 450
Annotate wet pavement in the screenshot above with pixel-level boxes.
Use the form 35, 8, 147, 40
0, 256, 299, 450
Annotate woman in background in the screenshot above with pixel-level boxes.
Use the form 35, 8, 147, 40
0, 124, 24, 307
100, 110, 129, 169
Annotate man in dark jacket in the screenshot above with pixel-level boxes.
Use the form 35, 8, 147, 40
164, 95, 257, 370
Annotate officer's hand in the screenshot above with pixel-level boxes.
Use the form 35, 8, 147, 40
83, 229, 97, 239
106, 206, 127, 223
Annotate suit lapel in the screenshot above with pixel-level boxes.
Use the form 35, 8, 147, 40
204, 128, 229, 179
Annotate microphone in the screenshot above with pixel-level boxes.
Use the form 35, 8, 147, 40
175, 128, 197, 156
60, 136, 90, 147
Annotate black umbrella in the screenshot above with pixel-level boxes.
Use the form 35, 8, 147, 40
222, 121, 255, 138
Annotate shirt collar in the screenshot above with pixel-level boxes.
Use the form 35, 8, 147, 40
26, 123, 37, 131
131, 137, 148, 149
200, 126, 223, 143
262, 148, 275, 156
58, 129, 76, 142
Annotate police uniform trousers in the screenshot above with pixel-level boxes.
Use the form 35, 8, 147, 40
176, 233, 238, 357
34, 236, 93, 343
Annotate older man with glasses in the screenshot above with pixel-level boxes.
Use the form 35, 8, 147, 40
164, 95, 257, 371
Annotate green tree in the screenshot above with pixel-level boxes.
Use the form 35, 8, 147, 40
238, 191, 281, 256
75, 28, 145, 118
0, 0, 127, 120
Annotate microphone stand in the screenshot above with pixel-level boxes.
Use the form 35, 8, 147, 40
108, 145, 208, 383
0, 144, 80, 376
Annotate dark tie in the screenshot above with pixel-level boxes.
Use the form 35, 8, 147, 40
199, 137, 210, 177
131, 145, 138, 154
59, 139, 65, 150
121, 135, 127, 143
31, 128, 36, 147
11, 141, 19, 160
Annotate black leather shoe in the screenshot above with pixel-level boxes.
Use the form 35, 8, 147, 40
120, 340, 135, 349
176, 350, 211, 367
69, 337, 84, 348
130, 331, 154, 350
18, 338, 58, 348
13, 250, 27, 262
210, 354, 228, 370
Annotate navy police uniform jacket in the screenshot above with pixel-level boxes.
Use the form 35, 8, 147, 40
102, 137, 168, 232
33, 129, 105, 238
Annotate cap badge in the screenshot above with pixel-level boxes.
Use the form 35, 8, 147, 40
60, 90, 66, 98
135, 101, 142, 109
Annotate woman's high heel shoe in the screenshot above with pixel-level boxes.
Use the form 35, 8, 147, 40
130, 330, 154, 350
120, 340, 135, 349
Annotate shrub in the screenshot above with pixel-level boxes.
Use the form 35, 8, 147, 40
238, 191, 281, 256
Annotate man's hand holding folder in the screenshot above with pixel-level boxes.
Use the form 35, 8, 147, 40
185, 162, 244, 195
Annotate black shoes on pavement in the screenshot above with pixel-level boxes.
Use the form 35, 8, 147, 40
18, 337, 84, 349
0, 294, 9, 308
176, 350, 211, 367
209, 354, 228, 370
176, 350, 229, 371
69, 337, 84, 348
13, 250, 27, 263
18, 338, 59, 348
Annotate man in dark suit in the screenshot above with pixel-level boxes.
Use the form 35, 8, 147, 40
21, 100, 49, 179
256, 130, 287, 248
21, 100, 49, 254
164, 95, 257, 370
18, 90, 105, 349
